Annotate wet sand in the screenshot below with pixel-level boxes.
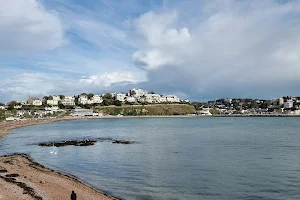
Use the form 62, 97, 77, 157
0, 154, 118, 200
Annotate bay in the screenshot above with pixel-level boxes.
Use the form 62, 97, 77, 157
1, 117, 300, 200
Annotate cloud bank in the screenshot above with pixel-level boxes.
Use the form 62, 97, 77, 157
0, 0, 64, 54
1, 0, 300, 102
131, 0, 300, 100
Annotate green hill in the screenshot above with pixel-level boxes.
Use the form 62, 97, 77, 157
95, 104, 196, 116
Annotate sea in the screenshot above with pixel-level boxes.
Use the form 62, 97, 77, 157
1, 117, 300, 200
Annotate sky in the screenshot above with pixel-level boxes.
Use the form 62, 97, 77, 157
1, 0, 300, 103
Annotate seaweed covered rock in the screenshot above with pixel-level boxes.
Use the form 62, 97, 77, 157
112, 140, 134, 144
39, 139, 96, 147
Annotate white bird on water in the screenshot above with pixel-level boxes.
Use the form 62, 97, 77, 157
50, 150, 57, 155
50, 145, 57, 155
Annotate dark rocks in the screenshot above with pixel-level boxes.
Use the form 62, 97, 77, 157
38, 138, 134, 147
112, 140, 134, 144
0, 169, 8, 173
5, 173, 19, 178
0, 175, 43, 200
39, 139, 96, 147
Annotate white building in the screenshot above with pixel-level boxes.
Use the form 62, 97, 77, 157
47, 95, 60, 106
14, 105, 22, 109
126, 96, 136, 103
166, 95, 180, 103
196, 108, 212, 116
145, 94, 161, 103
79, 95, 88, 105
160, 95, 180, 103
61, 96, 75, 106
33, 100, 42, 106
28, 97, 42, 106
0, 106, 5, 110
279, 98, 284, 106
45, 106, 59, 111
72, 108, 93, 116
91, 95, 103, 104
284, 99, 293, 109
116, 93, 126, 102
130, 89, 146, 97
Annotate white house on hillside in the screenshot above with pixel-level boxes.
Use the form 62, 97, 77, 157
284, 99, 293, 109
61, 96, 75, 106
130, 89, 146, 97
79, 95, 88, 105
145, 94, 161, 103
46, 96, 60, 106
28, 97, 42, 106
126, 96, 136, 103
160, 95, 180, 103
116, 93, 126, 102
91, 95, 103, 104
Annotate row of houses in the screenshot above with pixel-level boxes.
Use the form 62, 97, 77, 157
22, 89, 185, 107
113, 89, 183, 103
27, 96, 76, 106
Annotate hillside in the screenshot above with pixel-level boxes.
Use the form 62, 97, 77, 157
95, 104, 196, 116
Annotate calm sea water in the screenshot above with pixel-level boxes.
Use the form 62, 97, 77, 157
1, 117, 300, 200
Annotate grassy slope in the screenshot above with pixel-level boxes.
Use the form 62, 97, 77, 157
95, 104, 196, 116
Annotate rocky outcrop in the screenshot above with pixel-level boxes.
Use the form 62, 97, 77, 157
112, 140, 134, 144
39, 139, 96, 147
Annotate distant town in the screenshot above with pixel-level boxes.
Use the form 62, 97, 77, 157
0, 88, 300, 121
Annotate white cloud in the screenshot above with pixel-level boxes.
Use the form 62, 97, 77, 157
0, 0, 64, 54
132, 11, 192, 70
79, 72, 144, 87
0, 72, 145, 102
131, 0, 300, 99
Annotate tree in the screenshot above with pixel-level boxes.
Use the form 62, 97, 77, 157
83, 104, 92, 109
8, 101, 18, 106
88, 93, 94, 99
125, 100, 133, 105
0, 110, 5, 121
74, 96, 79, 105
59, 95, 65, 100
149, 91, 155, 94
103, 93, 113, 99
58, 101, 65, 109
101, 99, 111, 106
43, 96, 49, 101
23, 113, 32, 119
114, 100, 122, 106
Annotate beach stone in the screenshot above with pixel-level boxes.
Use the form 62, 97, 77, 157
5, 173, 19, 178
112, 140, 134, 144
40, 180, 46, 184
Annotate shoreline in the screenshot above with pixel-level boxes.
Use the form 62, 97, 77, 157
0, 154, 119, 200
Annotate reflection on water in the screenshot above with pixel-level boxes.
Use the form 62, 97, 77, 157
1, 117, 300, 200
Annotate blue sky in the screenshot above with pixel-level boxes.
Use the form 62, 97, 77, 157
1, 0, 300, 102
